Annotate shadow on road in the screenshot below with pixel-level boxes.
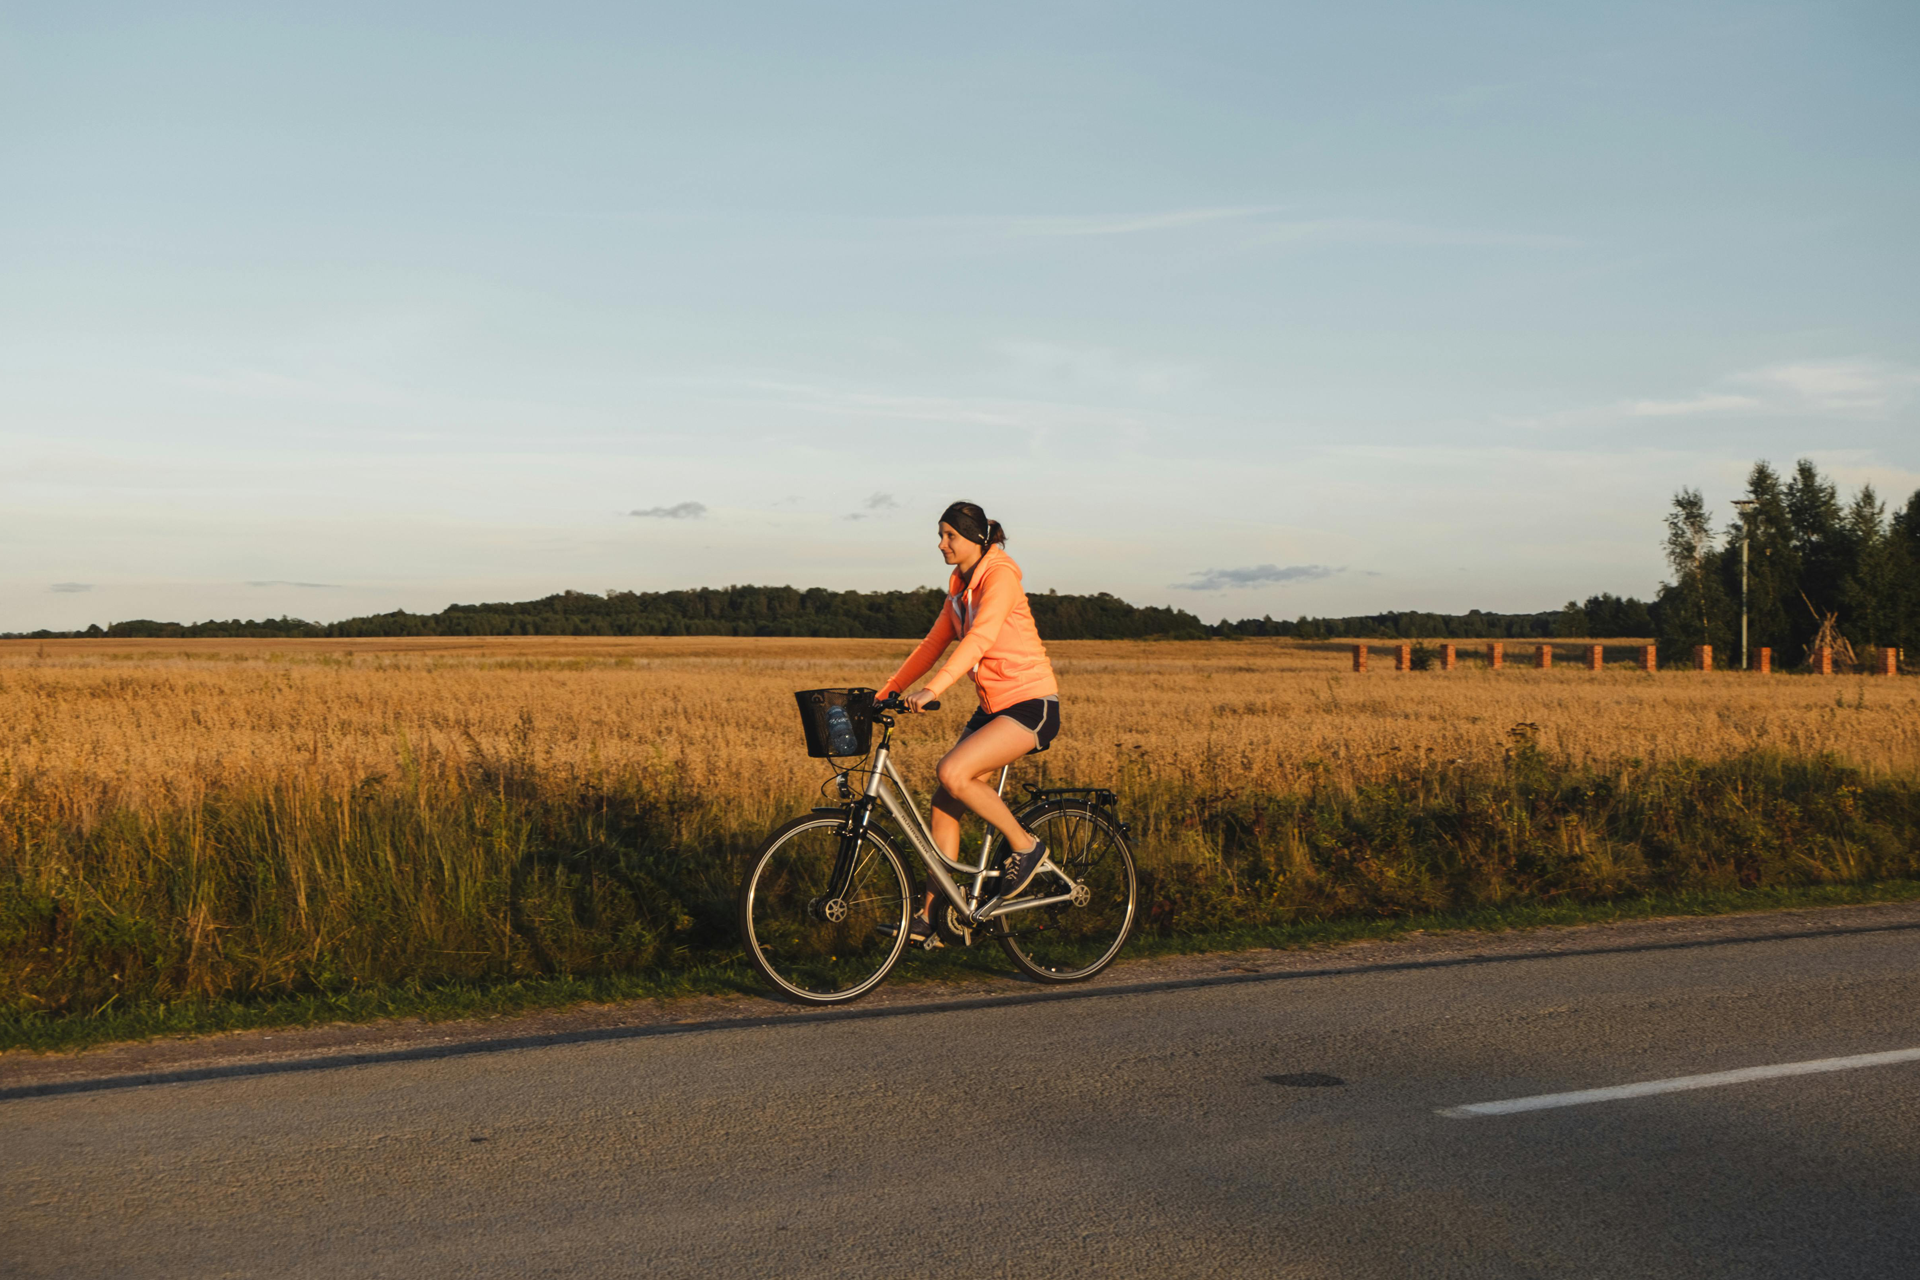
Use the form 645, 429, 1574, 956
7, 915, 1917, 1103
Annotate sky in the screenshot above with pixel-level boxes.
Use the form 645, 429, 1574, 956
4, 2, 1917, 631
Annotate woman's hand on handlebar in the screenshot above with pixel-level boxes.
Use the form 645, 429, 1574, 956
905, 689, 941, 714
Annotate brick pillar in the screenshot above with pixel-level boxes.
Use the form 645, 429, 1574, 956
1352, 643, 1368, 673
1536, 644, 1552, 670
1441, 644, 1456, 671
1640, 644, 1657, 673
1694, 645, 1712, 672
1756, 647, 1771, 674
1817, 647, 1833, 675
1395, 644, 1411, 672
1588, 644, 1603, 672
1488, 642, 1503, 671
1878, 647, 1899, 676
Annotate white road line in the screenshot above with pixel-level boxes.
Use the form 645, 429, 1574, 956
1437, 1047, 1920, 1119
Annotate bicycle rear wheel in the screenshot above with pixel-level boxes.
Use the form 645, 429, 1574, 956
740, 815, 912, 1005
997, 801, 1136, 983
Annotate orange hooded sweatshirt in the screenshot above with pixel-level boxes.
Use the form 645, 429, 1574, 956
877, 546, 1058, 713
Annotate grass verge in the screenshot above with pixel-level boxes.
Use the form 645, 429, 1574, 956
8, 877, 1918, 1057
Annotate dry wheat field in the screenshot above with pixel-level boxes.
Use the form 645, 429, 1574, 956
3, 635, 1917, 1037
5, 635, 1917, 818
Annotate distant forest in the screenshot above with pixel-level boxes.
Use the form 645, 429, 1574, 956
16, 586, 1657, 643
1657, 458, 1920, 665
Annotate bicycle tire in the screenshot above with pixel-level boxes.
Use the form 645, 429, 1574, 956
740, 814, 912, 1005
996, 800, 1136, 983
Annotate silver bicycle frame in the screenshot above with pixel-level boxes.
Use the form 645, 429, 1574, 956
861, 737, 1082, 923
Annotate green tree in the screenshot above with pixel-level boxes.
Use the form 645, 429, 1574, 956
1891, 490, 1920, 657
1839, 485, 1898, 648
1657, 487, 1732, 664
1723, 461, 1800, 656
1556, 600, 1590, 638
1784, 458, 1849, 647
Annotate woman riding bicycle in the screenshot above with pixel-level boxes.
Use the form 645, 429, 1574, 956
876, 501, 1060, 945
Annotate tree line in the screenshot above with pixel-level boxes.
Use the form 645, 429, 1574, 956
17, 583, 1663, 644
23, 587, 1214, 642
1658, 459, 1920, 666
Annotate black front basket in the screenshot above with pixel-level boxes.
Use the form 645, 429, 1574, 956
794, 688, 877, 758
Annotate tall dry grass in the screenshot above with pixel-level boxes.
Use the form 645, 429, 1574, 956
3, 636, 1918, 1024
7, 635, 1917, 809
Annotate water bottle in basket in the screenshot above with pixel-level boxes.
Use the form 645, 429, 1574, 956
794, 688, 876, 758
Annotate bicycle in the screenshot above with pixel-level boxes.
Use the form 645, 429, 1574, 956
739, 691, 1138, 1005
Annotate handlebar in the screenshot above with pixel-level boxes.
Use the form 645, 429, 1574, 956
873, 693, 941, 713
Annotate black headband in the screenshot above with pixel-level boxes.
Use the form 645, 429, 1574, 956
941, 504, 990, 545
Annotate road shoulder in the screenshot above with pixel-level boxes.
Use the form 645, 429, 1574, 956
7, 899, 1919, 1097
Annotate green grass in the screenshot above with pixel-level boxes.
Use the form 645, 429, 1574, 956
7, 878, 1918, 1056
6, 747, 1919, 1055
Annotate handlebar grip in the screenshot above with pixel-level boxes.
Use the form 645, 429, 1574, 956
875, 694, 940, 712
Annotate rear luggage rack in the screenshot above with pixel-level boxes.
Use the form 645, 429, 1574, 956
1022, 784, 1118, 808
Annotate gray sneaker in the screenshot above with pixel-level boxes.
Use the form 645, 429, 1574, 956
990, 838, 1048, 908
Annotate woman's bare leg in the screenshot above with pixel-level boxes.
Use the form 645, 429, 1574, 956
918, 717, 1037, 918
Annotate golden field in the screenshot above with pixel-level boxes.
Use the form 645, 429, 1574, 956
3, 634, 1917, 1041
5, 635, 1917, 819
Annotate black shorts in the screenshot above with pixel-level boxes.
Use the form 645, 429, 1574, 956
961, 696, 1061, 755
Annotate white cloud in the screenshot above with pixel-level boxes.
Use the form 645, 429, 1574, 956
1247, 218, 1578, 250
997, 341, 1201, 395
735, 378, 1143, 437
630, 502, 707, 519
1000, 206, 1285, 238
1520, 357, 1920, 429
1736, 359, 1920, 412
976, 207, 1578, 251
1175, 564, 1339, 591
1627, 394, 1764, 417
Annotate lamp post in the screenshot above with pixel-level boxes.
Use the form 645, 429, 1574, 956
1732, 499, 1757, 671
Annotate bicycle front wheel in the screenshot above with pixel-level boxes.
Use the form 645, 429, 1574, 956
740, 815, 912, 1005
997, 801, 1137, 983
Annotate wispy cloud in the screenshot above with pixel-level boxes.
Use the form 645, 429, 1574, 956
998, 341, 1200, 395
1247, 218, 1578, 251
738, 379, 1142, 436
245, 580, 340, 588
630, 502, 707, 519
49, 582, 92, 593
976, 206, 1577, 251
1738, 359, 1920, 412
1627, 393, 1763, 418
1175, 564, 1338, 591
1002, 206, 1286, 238
864, 492, 897, 510
1515, 357, 1920, 429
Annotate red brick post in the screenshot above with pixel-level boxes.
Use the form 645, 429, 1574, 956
1588, 644, 1603, 672
1352, 644, 1368, 673
1395, 644, 1411, 672
1441, 644, 1456, 671
1756, 647, 1771, 674
1817, 647, 1833, 675
1640, 644, 1657, 673
1488, 642, 1503, 670
1536, 644, 1552, 670
1878, 647, 1899, 676
1694, 645, 1712, 672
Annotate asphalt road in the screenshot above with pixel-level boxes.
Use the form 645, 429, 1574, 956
6, 910, 1920, 1278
